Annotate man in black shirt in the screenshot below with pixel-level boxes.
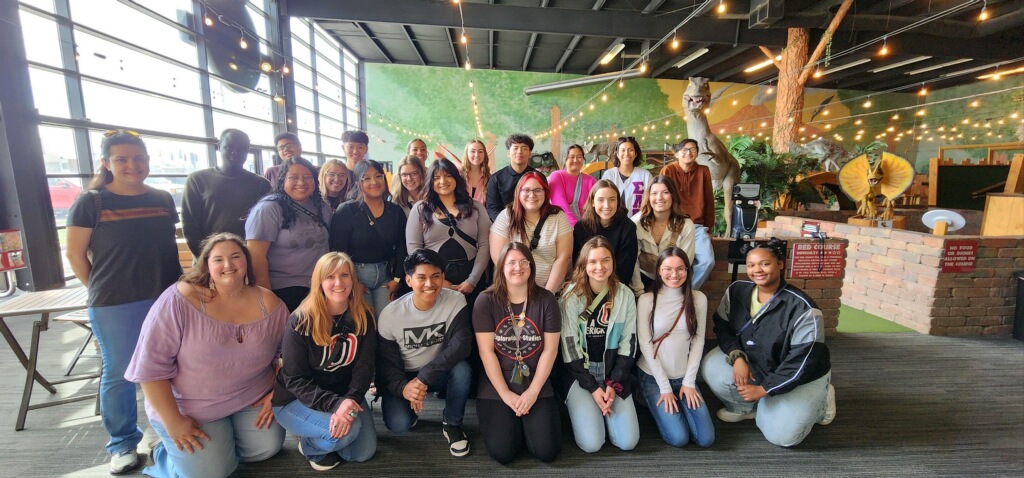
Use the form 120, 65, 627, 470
485, 133, 538, 221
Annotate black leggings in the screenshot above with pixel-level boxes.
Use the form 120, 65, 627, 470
476, 397, 561, 464
273, 286, 309, 312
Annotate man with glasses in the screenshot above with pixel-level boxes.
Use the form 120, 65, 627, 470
485, 134, 538, 221
660, 139, 715, 289
266, 132, 304, 187
181, 128, 271, 257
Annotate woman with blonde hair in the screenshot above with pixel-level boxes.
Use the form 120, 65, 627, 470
126, 233, 287, 477
272, 252, 377, 470
319, 159, 352, 210
558, 236, 639, 453
460, 139, 490, 204
392, 154, 427, 214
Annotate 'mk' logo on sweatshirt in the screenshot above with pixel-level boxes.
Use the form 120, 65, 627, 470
630, 181, 645, 214
403, 323, 446, 349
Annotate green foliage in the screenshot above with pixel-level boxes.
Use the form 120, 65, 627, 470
854, 139, 888, 161
727, 135, 821, 220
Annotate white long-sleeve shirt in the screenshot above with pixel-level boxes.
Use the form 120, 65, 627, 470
636, 287, 707, 393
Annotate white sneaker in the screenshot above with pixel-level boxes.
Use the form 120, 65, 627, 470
819, 383, 836, 425
716, 407, 757, 423
109, 450, 140, 475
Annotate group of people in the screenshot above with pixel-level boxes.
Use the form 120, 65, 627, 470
65, 129, 835, 477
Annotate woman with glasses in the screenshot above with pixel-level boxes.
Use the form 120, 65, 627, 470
636, 247, 714, 448
600, 136, 651, 216
272, 252, 378, 470
474, 243, 561, 464
558, 236, 640, 453
407, 159, 491, 297
319, 159, 352, 211
631, 176, 696, 292
571, 179, 638, 287
547, 144, 595, 227
65, 130, 183, 474
245, 157, 332, 312
660, 139, 715, 289
331, 160, 408, 315
392, 155, 427, 215
460, 139, 490, 204
489, 172, 572, 294
126, 233, 288, 478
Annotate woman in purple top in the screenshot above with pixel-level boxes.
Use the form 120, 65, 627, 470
125, 233, 288, 478
548, 144, 596, 226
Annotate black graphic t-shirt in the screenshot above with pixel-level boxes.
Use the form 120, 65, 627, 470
273, 310, 377, 413
472, 289, 561, 400
585, 311, 608, 363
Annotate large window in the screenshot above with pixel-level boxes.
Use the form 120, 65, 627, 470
17, 0, 363, 276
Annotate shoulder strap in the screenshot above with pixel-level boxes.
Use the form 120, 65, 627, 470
652, 302, 686, 359
529, 213, 549, 250
89, 189, 103, 227
570, 174, 583, 219
289, 198, 328, 229
439, 205, 477, 248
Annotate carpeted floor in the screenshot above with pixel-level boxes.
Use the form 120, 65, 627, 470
837, 305, 914, 333
0, 314, 1021, 477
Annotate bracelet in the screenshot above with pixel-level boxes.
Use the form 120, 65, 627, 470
726, 350, 748, 366
604, 379, 623, 395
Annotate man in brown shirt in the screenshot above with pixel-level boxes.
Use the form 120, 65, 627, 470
660, 139, 715, 289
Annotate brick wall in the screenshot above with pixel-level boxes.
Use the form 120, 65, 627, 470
762, 216, 1024, 336
701, 237, 848, 337
780, 208, 984, 235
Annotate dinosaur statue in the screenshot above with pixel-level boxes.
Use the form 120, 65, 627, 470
582, 140, 615, 163
683, 77, 742, 236
788, 137, 856, 172
838, 152, 915, 221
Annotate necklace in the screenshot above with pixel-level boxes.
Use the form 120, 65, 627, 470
507, 297, 532, 384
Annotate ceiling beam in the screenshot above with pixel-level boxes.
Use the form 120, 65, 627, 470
652, 44, 708, 78
588, 37, 624, 75
522, 1, 550, 71
354, 22, 394, 63
555, 0, 607, 73
401, 25, 426, 66
292, 0, 788, 45
682, 45, 751, 78
489, 30, 494, 69
447, 28, 460, 67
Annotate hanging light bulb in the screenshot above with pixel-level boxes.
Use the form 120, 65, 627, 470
281, 65, 290, 75
204, 15, 214, 27
671, 35, 680, 50
863, 98, 873, 108
239, 36, 248, 49
601, 94, 608, 101
460, 32, 467, 44
878, 37, 889, 56
717, 0, 726, 14
619, 80, 624, 88
766, 83, 774, 94
813, 69, 823, 78
465, 60, 471, 70
918, 85, 928, 96
260, 61, 273, 72
640, 62, 647, 73
979, 1, 989, 21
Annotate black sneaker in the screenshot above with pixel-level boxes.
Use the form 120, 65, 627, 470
442, 422, 470, 457
299, 441, 343, 471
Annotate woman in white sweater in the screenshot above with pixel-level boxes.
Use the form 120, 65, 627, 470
636, 247, 715, 448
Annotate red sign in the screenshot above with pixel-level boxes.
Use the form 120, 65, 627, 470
789, 242, 846, 279
941, 239, 978, 273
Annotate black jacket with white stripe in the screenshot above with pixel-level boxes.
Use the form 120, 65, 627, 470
713, 280, 831, 396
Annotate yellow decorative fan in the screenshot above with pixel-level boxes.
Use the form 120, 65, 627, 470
838, 152, 915, 221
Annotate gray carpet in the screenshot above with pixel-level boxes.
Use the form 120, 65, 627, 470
0, 315, 1021, 477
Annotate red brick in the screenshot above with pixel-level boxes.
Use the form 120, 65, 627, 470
926, 326, 947, 336
979, 238, 1020, 248
966, 316, 1003, 326
970, 297, 1007, 307
973, 277, 1007, 288
976, 248, 1000, 258
946, 326, 984, 336
988, 306, 1015, 316
997, 248, 1024, 258
931, 316, 966, 327
922, 236, 947, 248
977, 258, 1015, 269
952, 288, 990, 298
818, 298, 842, 309
983, 325, 1013, 335
946, 297, 970, 307
1016, 258, 1024, 268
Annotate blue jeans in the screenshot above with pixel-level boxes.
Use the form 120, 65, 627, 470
564, 362, 639, 453
89, 299, 154, 455
701, 347, 831, 447
637, 369, 715, 448
354, 261, 391, 317
692, 226, 715, 290
146, 407, 284, 478
273, 400, 376, 463
381, 360, 472, 430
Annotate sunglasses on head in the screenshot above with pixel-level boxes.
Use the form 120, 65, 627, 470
617, 136, 636, 142
103, 129, 140, 138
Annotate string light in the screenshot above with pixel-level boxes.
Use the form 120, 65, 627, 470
260, 62, 273, 73
203, 15, 214, 27
619, 80, 624, 88
979, 1, 989, 21
239, 36, 248, 49
671, 31, 680, 50
878, 37, 889, 56
460, 32, 468, 44
717, 1, 726, 14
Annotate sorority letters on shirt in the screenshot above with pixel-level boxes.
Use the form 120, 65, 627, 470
322, 332, 359, 372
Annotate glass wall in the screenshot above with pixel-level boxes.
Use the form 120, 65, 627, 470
16, 0, 363, 274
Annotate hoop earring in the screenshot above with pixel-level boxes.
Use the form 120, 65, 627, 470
244, 275, 250, 286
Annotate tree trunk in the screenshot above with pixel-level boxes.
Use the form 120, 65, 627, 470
773, 28, 809, 153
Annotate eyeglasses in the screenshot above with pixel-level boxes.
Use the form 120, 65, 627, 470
679, 147, 698, 154
659, 266, 689, 275
285, 175, 313, 183
617, 136, 636, 142
505, 259, 531, 269
399, 172, 421, 179
519, 188, 545, 197
277, 142, 299, 152
103, 129, 140, 138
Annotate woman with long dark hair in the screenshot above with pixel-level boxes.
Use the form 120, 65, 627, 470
548, 144, 596, 226
245, 156, 332, 311
600, 136, 651, 215
272, 252, 377, 470
572, 179, 638, 287
65, 130, 182, 474
489, 172, 572, 293
558, 236, 639, 453
407, 158, 490, 296
636, 247, 714, 448
631, 176, 696, 292
331, 160, 408, 315
473, 242, 561, 463
126, 233, 288, 477
701, 238, 835, 447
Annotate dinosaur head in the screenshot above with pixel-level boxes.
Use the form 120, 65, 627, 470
867, 158, 884, 188
683, 77, 711, 113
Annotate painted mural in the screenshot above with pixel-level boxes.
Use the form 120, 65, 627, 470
365, 63, 1023, 173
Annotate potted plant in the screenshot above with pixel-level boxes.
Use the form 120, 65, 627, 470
725, 136, 821, 223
